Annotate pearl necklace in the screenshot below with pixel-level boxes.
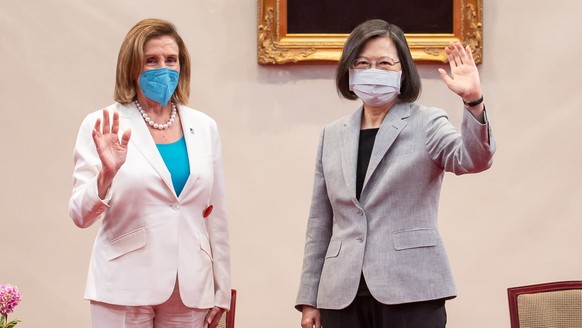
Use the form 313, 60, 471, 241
135, 100, 177, 130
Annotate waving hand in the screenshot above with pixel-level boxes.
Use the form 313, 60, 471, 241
438, 42, 485, 121
92, 109, 131, 198
438, 42, 482, 102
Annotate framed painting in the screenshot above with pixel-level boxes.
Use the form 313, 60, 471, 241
257, 0, 482, 64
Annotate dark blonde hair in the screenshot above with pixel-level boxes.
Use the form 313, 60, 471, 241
114, 18, 191, 105
336, 19, 421, 103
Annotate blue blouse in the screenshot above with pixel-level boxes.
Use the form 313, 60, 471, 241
156, 136, 190, 196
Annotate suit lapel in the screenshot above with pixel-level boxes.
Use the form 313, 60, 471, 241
118, 103, 175, 196
340, 107, 363, 201
362, 102, 411, 191
176, 106, 202, 199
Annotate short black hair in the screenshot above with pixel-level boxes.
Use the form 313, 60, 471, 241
336, 19, 421, 103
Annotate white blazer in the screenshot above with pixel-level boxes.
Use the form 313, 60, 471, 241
69, 102, 231, 310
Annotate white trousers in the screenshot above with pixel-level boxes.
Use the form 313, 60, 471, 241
90, 280, 209, 328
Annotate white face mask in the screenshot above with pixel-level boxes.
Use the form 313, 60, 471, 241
349, 68, 402, 106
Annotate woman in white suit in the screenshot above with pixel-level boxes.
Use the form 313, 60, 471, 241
296, 19, 495, 328
69, 18, 230, 328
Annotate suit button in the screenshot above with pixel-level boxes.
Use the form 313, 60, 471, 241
356, 236, 364, 242
358, 209, 364, 216
171, 203, 180, 210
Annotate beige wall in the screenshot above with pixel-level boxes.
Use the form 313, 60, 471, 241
2, 0, 582, 327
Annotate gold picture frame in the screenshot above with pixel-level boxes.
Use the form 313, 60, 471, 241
257, 0, 482, 64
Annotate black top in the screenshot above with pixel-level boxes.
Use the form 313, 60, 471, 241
356, 128, 379, 201
356, 128, 379, 296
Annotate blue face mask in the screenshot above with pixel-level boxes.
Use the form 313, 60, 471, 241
139, 68, 180, 106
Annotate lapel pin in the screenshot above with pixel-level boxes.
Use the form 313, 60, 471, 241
203, 205, 214, 218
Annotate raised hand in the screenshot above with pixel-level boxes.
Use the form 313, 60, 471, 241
438, 41, 482, 103
92, 109, 131, 198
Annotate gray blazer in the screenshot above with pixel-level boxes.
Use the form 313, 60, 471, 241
296, 102, 495, 310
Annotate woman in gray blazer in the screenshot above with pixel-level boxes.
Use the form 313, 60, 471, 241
296, 19, 495, 328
